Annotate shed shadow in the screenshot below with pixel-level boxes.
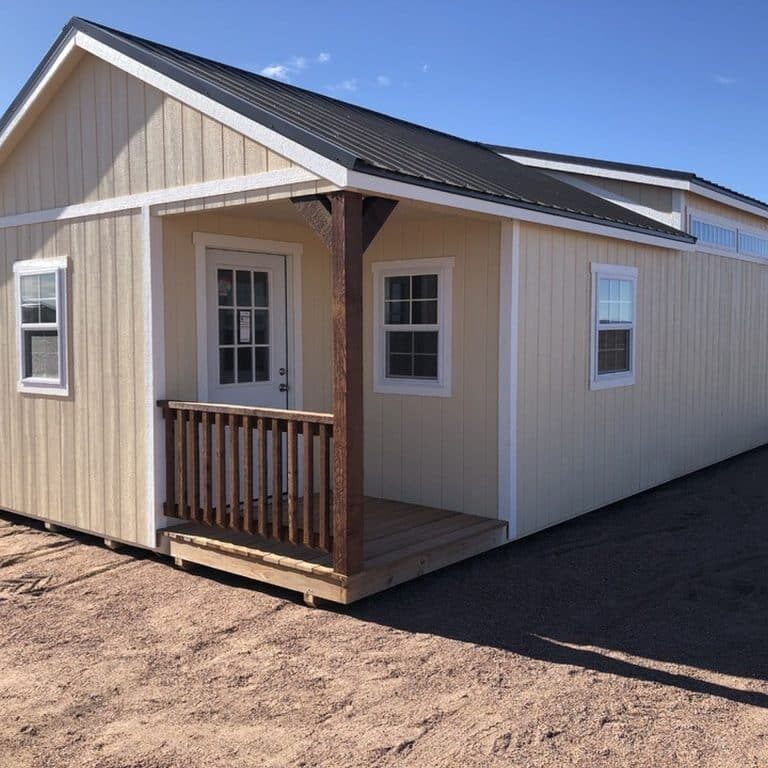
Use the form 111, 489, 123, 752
345, 447, 768, 708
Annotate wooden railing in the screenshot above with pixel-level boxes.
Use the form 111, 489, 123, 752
158, 401, 334, 551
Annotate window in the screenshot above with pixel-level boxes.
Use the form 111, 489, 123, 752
372, 258, 453, 397
690, 212, 768, 261
14, 258, 68, 396
591, 263, 637, 390
690, 217, 737, 251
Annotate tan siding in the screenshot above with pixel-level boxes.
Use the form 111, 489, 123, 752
0, 53, 296, 216
0, 212, 151, 545
685, 192, 768, 233
163, 208, 500, 518
516, 222, 768, 536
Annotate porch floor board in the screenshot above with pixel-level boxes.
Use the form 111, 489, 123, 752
161, 497, 508, 604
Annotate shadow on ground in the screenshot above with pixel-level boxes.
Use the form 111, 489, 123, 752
345, 446, 768, 708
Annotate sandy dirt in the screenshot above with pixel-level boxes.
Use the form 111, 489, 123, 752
1, 448, 767, 768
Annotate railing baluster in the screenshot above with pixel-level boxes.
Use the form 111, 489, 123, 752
271, 419, 282, 540
164, 407, 176, 517
257, 417, 267, 536
302, 421, 314, 547
176, 409, 187, 519
201, 411, 212, 525
287, 421, 299, 544
215, 413, 226, 527
242, 415, 253, 534
157, 402, 332, 554
228, 414, 240, 530
318, 423, 330, 551
187, 411, 199, 521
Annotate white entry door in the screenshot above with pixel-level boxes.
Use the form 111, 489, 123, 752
206, 248, 288, 408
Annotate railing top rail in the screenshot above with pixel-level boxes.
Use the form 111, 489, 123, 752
158, 400, 335, 425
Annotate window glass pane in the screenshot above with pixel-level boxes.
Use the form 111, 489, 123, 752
385, 301, 410, 324
412, 274, 438, 299
253, 272, 269, 307
237, 347, 253, 383
254, 348, 269, 381
598, 329, 630, 374
414, 331, 438, 354
598, 278, 633, 325
237, 310, 252, 344
21, 304, 40, 324
39, 273, 56, 299
218, 309, 234, 345
253, 310, 269, 345
385, 276, 410, 301
24, 330, 58, 379
235, 270, 252, 307
387, 354, 413, 377
217, 270, 233, 306
387, 331, 413, 354
739, 232, 768, 259
20, 275, 39, 303
40, 299, 57, 323
413, 354, 438, 379
412, 299, 437, 324
691, 218, 737, 250
219, 348, 235, 384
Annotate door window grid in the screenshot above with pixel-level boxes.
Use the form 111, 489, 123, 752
217, 268, 270, 385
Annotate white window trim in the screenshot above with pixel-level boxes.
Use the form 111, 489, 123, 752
688, 208, 768, 263
372, 257, 454, 397
13, 257, 69, 397
590, 262, 638, 392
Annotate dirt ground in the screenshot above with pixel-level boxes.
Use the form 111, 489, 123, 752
1, 449, 767, 768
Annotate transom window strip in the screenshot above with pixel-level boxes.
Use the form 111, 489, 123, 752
217, 268, 270, 385
690, 215, 768, 260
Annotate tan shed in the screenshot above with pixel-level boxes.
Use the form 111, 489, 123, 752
1, 17, 765, 603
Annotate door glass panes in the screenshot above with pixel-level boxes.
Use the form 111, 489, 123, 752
217, 268, 270, 385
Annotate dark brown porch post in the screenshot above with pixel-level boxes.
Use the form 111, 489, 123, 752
330, 191, 364, 576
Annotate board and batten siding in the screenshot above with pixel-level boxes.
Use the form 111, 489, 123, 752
515, 222, 768, 536
0, 212, 151, 545
162, 208, 501, 518
0, 51, 296, 217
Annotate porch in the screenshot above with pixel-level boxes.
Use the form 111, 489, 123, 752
158, 399, 507, 604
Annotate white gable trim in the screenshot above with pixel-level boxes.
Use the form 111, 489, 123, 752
0, 31, 78, 160
499, 153, 768, 223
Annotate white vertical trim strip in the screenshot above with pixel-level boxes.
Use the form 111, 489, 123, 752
498, 220, 519, 537
143, 207, 167, 547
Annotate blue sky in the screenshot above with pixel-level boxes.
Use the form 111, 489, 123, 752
1, 0, 766, 200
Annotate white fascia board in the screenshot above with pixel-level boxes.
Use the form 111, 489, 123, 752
347, 170, 694, 251
74, 33, 348, 187
0, 31, 78, 156
0, 166, 317, 229
501, 154, 768, 224
498, 153, 690, 190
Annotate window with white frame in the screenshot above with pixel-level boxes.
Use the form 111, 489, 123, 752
689, 212, 768, 261
591, 263, 637, 390
372, 258, 453, 397
14, 258, 68, 395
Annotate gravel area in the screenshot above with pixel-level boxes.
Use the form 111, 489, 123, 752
1, 447, 767, 767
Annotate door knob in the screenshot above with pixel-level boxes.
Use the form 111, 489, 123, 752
279, 367, 287, 376
279, 383, 289, 392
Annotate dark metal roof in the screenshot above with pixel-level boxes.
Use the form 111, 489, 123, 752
488, 145, 768, 216
0, 17, 694, 242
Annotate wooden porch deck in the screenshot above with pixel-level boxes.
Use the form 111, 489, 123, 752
162, 497, 508, 604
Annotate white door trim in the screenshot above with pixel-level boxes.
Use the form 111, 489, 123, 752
193, 232, 303, 410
